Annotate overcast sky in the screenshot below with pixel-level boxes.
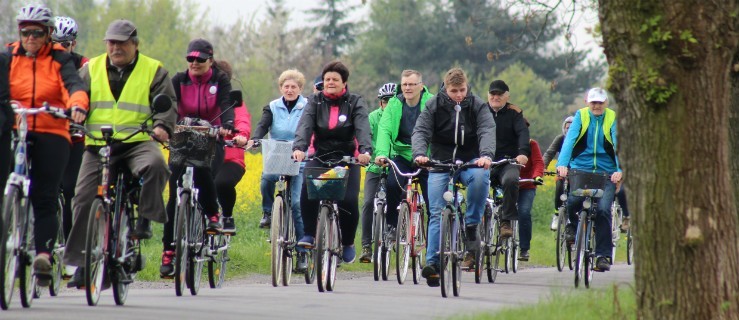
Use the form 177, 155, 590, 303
205, 0, 367, 28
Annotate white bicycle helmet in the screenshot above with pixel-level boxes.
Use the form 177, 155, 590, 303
377, 83, 396, 99
16, 4, 54, 27
52, 16, 78, 41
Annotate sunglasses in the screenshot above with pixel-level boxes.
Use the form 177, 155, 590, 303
57, 41, 73, 48
20, 29, 46, 38
186, 56, 208, 63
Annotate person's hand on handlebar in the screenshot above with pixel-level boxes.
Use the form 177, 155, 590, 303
557, 166, 568, 178
475, 156, 492, 169
515, 154, 529, 166
357, 153, 371, 165
152, 126, 170, 142
233, 136, 248, 147
374, 156, 388, 166
293, 150, 305, 162
414, 156, 429, 166
70, 106, 86, 123
246, 139, 257, 150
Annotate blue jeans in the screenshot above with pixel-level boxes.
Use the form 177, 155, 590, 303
426, 163, 490, 267
517, 188, 536, 251
260, 165, 306, 243
567, 180, 616, 257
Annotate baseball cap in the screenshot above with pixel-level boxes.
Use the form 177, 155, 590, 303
103, 19, 137, 41
586, 87, 608, 103
186, 39, 214, 59
488, 80, 509, 94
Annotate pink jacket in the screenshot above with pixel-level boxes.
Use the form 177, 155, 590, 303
224, 104, 252, 168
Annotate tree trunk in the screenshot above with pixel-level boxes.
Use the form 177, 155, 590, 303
599, 0, 739, 319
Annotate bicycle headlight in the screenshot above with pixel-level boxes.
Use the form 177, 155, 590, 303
443, 191, 454, 202
560, 194, 567, 201
377, 190, 386, 199
583, 198, 592, 209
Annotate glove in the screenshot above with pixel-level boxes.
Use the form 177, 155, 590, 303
221, 120, 234, 131
534, 176, 544, 185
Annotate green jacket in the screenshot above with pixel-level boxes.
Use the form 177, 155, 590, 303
376, 87, 433, 162
367, 107, 385, 174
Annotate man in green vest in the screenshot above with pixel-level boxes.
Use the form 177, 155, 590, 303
64, 19, 178, 288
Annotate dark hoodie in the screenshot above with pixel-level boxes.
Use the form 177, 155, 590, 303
412, 83, 496, 163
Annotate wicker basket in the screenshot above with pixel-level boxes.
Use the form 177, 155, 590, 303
261, 139, 300, 176
169, 125, 218, 168
568, 169, 608, 194
304, 166, 351, 201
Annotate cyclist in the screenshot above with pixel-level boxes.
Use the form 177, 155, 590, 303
517, 121, 544, 261
65, 19, 177, 288
374, 70, 433, 246
212, 59, 251, 235
359, 82, 396, 263
247, 69, 309, 271
160, 38, 234, 277
543, 116, 574, 230
557, 87, 622, 272
413, 68, 495, 287
51, 16, 89, 68
292, 61, 372, 264
6, 4, 89, 287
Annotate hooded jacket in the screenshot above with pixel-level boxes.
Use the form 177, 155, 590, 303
412, 84, 495, 163
172, 66, 234, 126
376, 86, 433, 162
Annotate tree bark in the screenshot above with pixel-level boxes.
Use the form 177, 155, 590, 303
599, 0, 739, 319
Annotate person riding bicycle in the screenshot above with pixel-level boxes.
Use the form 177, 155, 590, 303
160, 38, 235, 277
373, 70, 433, 254
5, 4, 89, 287
292, 61, 372, 264
556, 87, 622, 272
247, 69, 309, 271
65, 19, 177, 288
51, 16, 89, 69
358, 82, 397, 263
543, 116, 574, 231
413, 68, 495, 287
516, 121, 544, 262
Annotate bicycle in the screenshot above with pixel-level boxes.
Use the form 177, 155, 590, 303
0, 102, 72, 310
304, 156, 357, 292
80, 95, 171, 306
568, 170, 609, 289
383, 159, 425, 285
370, 164, 392, 281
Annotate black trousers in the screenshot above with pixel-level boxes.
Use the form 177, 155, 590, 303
61, 140, 84, 239
214, 161, 245, 217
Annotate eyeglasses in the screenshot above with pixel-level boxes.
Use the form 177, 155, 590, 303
400, 82, 420, 88
186, 56, 208, 63
57, 41, 73, 48
20, 29, 46, 38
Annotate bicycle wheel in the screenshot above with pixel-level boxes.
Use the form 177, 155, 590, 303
573, 214, 587, 288
19, 207, 34, 308
610, 204, 620, 264
112, 196, 131, 306
207, 234, 228, 289
281, 199, 294, 287
315, 206, 330, 292
584, 223, 595, 289
555, 206, 567, 272
371, 202, 384, 281
474, 219, 484, 284
627, 228, 634, 265
188, 210, 204, 296
411, 207, 426, 285
50, 195, 64, 297
326, 215, 339, 292
270, 196, 284, 287
504, 236, 511, 274
0, 187, 21, 310
439, 208, 452, 298
451, 218, 462, 297
84, 199, 107, 306
486, 208, 500, 283
174, 193, 189, 297
304, 248, 316, 284
395, 203, 410, 284
512, 221, 519, 273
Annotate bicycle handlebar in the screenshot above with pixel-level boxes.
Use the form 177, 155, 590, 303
11, 101, 73, 119
383, 158, 423, 177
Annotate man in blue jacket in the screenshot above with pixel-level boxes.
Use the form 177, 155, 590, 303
556, 87, 622, 272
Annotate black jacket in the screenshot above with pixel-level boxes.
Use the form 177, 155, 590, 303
412, 85, 496, 163
0, 53, 10, 133
293, 91, 372, 159
488, 102, 530, 160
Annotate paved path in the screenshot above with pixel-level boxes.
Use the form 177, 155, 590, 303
2, 264, 634, 320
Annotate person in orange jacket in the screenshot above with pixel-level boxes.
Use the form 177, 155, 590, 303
5, 4, 88, 287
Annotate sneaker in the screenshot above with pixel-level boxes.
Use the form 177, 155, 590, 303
67, 267, 85, 289
421, 264, 440, 287
33, 253, 53, 287
565, 224, 576, 243
518, 250, 530, 261
620, 217, 630, 233
63, 266, 77, 280
595, 256, 611, 272
550, 214, 559, 231
295, 252, 308, 273
132, 217, 152, 239
207, 214, 223, 232
222, 216, 237, 235
342, 245, 356, 263
297, 235, 315, 248
259, 211, 271, 229
386, 226, 397, 244
461, 252, 476, 270
359, 245, 372, 263
159, 250, 175, 277
500, 221, 513, 238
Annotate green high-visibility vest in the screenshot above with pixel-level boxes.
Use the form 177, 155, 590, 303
575, 106, 616, 147
86, 53, 161, 146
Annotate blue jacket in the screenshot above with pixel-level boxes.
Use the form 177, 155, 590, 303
557, 107, 621, 173
252, 95, 307, 141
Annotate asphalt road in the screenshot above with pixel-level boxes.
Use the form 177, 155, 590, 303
2, 264, 634, 320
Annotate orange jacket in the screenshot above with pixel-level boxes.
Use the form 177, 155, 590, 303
7, 41, 89, 142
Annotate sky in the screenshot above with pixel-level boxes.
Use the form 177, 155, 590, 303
205, 0, 367, 29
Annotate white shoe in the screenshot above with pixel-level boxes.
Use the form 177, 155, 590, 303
550, 215, 558, 231
64, 266, 77, 279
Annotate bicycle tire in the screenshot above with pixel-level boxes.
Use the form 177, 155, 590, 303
270, 196, 284, 287
487, 206, 500, 283
0, 187, 21, 310
315, 206, 330, 292
188, 209, 204, 296
412, 206, 426, 285
281, 196, 294, 287
512, 221, 519, 273
439, 208, 452, 298
304, 248, 316, 284
556, 206, 567, 272
19, 206, 34, 308
504, 236, 511, 274
207, 234, 228, 288
584, 222, 595, 289
396, 203, 410, 284
574, 213, 587, 288
474, 219, 483, 284
610, 203, 620, 264
174, 193, 189, 297
627, 228, 633, 265
50, 195, 64, 297
452, 218, 462, 297
381, 233, 391, 281
371, 202, 384, 281
84, 198, 107, 306
326, 215, 339, 292
112, 191, 131, 306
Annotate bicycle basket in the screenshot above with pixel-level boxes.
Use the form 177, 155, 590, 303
261, 139, 300, 176
304, 166, 351, 201
568, 170, 608, 194
169, 125, 218, 168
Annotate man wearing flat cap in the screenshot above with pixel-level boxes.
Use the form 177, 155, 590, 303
64, 19, 178, 287
486, 80, 530, 240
